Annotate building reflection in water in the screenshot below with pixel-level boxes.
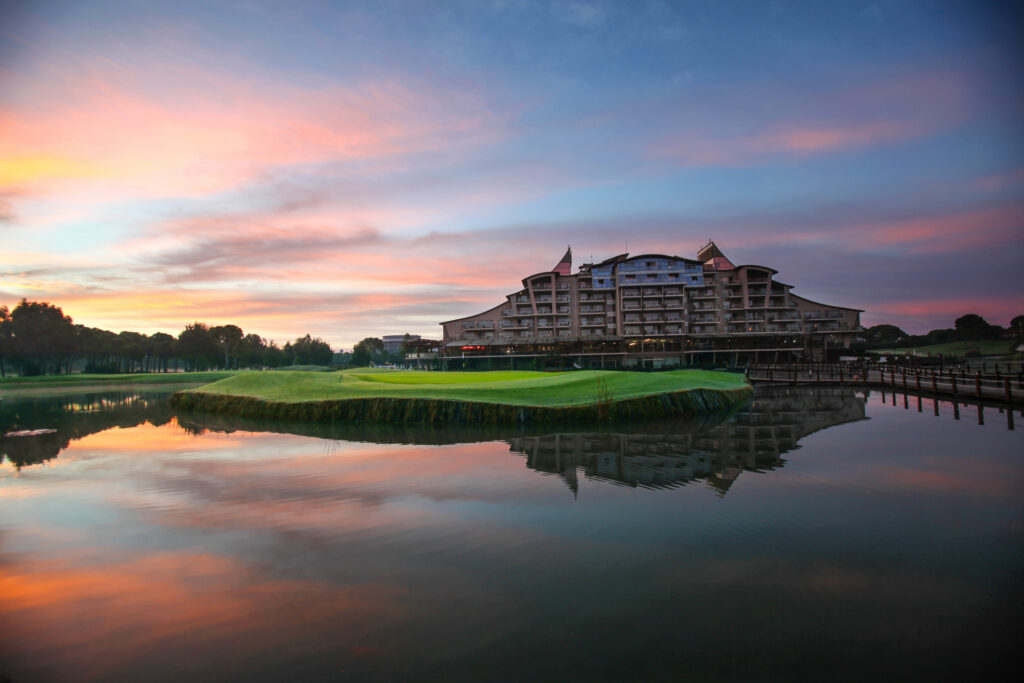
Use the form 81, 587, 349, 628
510, 386, 868, 496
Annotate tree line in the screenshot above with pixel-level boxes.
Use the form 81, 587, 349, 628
0, 299, 335, 376
857, 313, 1024, 352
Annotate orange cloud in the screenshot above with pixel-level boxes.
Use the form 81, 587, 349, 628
0, 62, 505, 201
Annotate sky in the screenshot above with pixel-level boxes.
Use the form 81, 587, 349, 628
1, 0, 1022, 348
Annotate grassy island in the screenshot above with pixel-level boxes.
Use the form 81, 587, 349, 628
169, 368, 753, 425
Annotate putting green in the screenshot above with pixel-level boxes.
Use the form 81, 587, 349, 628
181, 368, 749, 408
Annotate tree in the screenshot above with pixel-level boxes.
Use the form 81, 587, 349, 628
1009, 315, 1024, 339
151, 332, 176, 372
862, 324, 907, 347
238, 333, 266, 368
210, 324, 243, 369
261, 341, 286, 368
397, 332, 414, 360
0, 305, 10, 377
8, 299, 77, 375
290, 334, 334, 365
954, 314, 995, 340
176, 322, 218, 371
351, 337, 383, 366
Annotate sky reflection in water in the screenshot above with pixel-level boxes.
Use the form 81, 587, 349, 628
0, 387, 1021, 681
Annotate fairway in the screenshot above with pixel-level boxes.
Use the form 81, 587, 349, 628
0, 371, 239, 389
184, 368, 750, 408
868, 340, 1017, 357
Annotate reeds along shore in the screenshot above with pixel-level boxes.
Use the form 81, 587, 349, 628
168, 386, 754, 426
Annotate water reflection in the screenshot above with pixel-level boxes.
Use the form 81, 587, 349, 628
512, 386, 867, 495
0, 391, 175, 469
0, 385, 1020, 682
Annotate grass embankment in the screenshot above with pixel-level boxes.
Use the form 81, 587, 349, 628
0, 371, 238, 389
868, 340, 1018, 357
170, 368, 753, 425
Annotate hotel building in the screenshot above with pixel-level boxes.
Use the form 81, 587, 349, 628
439, 242, 862, 368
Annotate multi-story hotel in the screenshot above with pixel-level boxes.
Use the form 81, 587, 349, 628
440, 241, 862, 368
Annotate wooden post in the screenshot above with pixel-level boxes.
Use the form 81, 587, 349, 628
951, 374, 957, 397
902, 370, 907, 389
932, 371, 937, 394
816, 365, 820, 383
1006, 379, 1012, 406
976, 372, 982, 399
916, 373, 921, 392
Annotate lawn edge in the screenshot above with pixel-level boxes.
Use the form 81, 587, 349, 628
169, 385, 753, 425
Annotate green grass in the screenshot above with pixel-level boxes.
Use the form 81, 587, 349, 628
868, 340, 1018, 357
183, 368, 749, 408
0, 371, 239, 389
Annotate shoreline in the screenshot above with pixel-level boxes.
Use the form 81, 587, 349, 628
168, 385, 754, 425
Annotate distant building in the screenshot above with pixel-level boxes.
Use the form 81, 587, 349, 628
382, 334, 420, 355
439, 242, 862, 367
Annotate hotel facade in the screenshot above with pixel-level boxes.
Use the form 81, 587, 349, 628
439, 242, 861, 368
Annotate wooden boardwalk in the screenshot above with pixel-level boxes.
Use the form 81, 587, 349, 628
747, 363, 1024, 406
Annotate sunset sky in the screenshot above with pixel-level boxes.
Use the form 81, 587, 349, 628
2, 0, 1021, 348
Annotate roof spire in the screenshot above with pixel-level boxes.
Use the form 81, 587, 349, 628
552, 245, 572, 276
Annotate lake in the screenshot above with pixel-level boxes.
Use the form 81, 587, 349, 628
1, 385, 1020, 681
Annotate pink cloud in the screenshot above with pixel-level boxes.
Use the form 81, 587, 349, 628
0, 61, 506, 201
651, 68, 969, 166
659, 120, 926, 165
865, 294, 1024, 327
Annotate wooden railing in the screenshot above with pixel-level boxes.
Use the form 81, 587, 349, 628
746, 362, 1024, 404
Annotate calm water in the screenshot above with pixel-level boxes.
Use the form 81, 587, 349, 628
1, 385, 1021, 682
